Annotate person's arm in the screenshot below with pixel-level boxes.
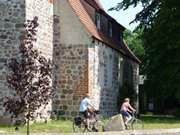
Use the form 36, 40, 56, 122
128, 103, 136, 112
88, 102, 94, 108
87, 99, 95, 110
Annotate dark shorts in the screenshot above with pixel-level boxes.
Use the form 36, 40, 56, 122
120, 110, 130, 117
79, 110, 90, 118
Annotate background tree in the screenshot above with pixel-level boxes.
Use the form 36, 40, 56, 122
123, 29, 144, 60
143, 0, 180, 112
110, 0, 180, 113
108, 0, 161, 27
4, 17, 52, 135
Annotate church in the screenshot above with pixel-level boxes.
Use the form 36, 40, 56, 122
0, 0, 140, 121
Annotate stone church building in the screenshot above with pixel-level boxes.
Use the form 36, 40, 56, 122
0, 0, 140, 120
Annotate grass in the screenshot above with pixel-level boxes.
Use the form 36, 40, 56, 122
141, 114, 180, 129
0, 115, 180, 133
0, 120, 74, 133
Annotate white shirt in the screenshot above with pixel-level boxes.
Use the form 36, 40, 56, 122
79, 97, 91, 112
120, 101, 135, 112
121, 102, 130, 112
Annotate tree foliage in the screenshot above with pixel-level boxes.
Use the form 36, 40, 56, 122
123, 29, 144, 60
143, 0, 180, 110
108, 0, 161, 27
4, 17, 52, 134
110, 0, 180, 112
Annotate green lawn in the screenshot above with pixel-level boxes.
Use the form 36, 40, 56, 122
141, 114, 180, 129
0, 115, 180, 133
0, 120, 74, 133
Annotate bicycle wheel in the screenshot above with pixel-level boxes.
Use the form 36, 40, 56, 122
132, 119, 144, 130
73, 121, 86, 132
91, 120, 104, 132
126, 123, 132, 130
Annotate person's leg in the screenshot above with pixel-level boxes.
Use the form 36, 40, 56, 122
85, 110, 90, 129
121, 111, 128, 129
125, 112, 132, 125
121, 111, 131, 125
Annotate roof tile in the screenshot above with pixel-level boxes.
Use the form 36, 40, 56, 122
68, 0, 140, 63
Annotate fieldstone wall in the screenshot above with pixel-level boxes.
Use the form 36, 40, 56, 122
25, 0, 54, 120
121, 58, 140, 110
52, 44, 89, 118
88, 40, 123, 116
88, 40, 139, 117
0, 0, 26, 116
132, 62, 140, 111
52, 0, 91, 118
52, 14, 61, 116
26, 0, 53, 59
0, 0, 54, 121
53, 39, 135, 118
0, 0, 140, 120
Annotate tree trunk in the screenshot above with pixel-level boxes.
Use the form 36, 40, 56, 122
27, 110, 30, 135
27, 117, 30, 135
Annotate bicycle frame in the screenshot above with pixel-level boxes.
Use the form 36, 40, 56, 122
73, 111, 101, 132
122, 112, 144, 130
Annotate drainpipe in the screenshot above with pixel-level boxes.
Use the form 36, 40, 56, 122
136, 65, 140, 114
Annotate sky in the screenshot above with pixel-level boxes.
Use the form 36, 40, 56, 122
99, 0, 142, 31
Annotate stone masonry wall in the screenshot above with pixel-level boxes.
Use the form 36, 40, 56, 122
132, 62, 140, 111
25, 0, 54, 120
0, 0, 26, 116
89, 40, 123, 117
0, 0, 54, 120
121, 58, 140, 111
0, 0, 140, 120
26, 0, 53, 59
52, 0, 92, 118
132, 62, 139, 94
53, 44, 89, 118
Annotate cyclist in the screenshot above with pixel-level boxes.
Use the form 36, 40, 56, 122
79, 93, 95, 130
120, 97, 136, 128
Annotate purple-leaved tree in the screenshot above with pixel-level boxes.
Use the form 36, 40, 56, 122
3, 16, 52, 135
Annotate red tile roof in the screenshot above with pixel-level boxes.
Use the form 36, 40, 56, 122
68, 0, 140, 63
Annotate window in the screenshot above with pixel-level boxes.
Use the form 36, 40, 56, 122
120, 33, 123, 44
108, 22, 112, 37
101, 15, 108, 34
95, 12, 101, 30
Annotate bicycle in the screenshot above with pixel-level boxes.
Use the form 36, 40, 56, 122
72, 110, 103, 132
122, 112, 144, 130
